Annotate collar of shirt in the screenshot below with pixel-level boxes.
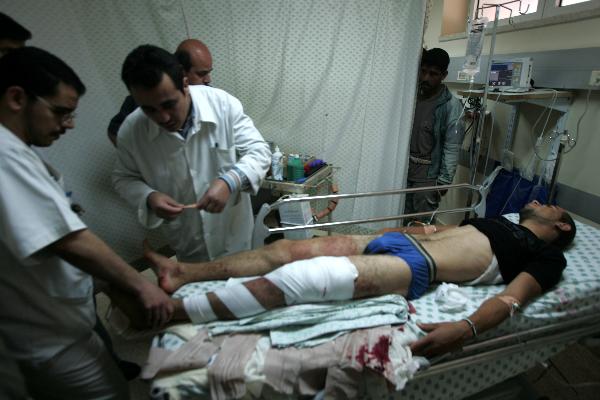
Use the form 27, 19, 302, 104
146, 87, 220, 141
178, 100, 196, 139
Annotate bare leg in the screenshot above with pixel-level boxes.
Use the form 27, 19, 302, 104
169, 254, 412, 322
144, 235, 377, 293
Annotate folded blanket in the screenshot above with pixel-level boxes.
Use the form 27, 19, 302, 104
202, 294, 409, 347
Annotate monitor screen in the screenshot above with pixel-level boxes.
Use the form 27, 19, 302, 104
489, 61, 523, 88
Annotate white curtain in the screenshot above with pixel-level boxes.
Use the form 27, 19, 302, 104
3, 0, 425, 260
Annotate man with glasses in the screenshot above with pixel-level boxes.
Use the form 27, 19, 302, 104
0, 47, 174, 399
107, 39, 214, 146
404, 48, 465, 224
112, 45, 270, 264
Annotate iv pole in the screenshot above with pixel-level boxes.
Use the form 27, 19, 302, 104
464, 0, 527, 219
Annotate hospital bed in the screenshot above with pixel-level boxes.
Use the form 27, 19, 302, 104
116, 184, 600, 399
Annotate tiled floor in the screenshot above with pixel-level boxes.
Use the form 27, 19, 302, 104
524, 342, 600, 400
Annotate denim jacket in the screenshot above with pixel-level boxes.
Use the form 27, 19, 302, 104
427, 85, 465, 184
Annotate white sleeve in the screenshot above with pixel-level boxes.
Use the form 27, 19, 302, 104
227, 95, 271, 195
111, 122, 162, 229
0, 149, 86, 261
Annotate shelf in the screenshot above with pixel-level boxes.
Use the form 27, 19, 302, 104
261, 165, 334, 195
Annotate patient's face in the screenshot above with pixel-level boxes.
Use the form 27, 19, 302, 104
520, 201, 565, 223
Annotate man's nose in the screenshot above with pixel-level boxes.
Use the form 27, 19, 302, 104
62, 119, 75, 130
157, 110, 170, 123
203, 73, 211, 85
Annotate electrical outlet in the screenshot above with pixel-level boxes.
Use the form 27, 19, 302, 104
589, 70, 600, 87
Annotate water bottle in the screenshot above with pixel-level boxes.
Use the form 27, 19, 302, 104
286, 154, 304, 181
287, 154, 297, 181
271, 146, 283, 181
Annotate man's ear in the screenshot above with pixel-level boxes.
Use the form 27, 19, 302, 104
182, 76, 189, 90
555, 221, 572, 232
442, 70, 448, 81
4, 86, 28, 112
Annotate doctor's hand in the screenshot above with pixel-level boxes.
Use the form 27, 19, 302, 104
135, 280, 175, 328
410, 321, 472, 358
147, 191, 184, 220
197, 179, 230, 213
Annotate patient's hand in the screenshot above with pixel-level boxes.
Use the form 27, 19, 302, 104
410, 321, 472, 358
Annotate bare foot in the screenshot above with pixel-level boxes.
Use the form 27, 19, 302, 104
142, 240, 186, 294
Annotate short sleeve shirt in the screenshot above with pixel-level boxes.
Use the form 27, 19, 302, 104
0, 125, 95, 362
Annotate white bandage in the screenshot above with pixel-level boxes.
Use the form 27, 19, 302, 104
214, 283, 266, 319
183, 294, 217, 324
265, 256, 359, 305
183, 283, 267, 324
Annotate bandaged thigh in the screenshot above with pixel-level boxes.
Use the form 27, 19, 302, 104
265, 256, 359, 305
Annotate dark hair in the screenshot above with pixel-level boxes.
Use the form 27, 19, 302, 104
122, 45, 184, 92
0, 47, 85, 98
0, 13, 32, 42
554, 211, 576, 250
174, 49, 192, 72
422, 48, 450, 72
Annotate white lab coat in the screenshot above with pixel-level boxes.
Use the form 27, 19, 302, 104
0, 124, 94, 362
113, 86, 270, 261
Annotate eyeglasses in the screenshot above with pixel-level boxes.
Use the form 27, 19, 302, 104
36, 96, 77, 124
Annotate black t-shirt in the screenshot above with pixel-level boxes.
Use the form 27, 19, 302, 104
107, 95, 138, 137
461, 217, 566, 291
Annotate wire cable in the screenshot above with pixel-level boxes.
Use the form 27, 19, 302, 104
563, 87, 592, 154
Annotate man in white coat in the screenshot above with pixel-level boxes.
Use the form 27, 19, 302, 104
0, 47, 173, 399
112, 45, 270, 262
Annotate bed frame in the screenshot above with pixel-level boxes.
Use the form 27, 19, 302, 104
248, 183, 600, 399
252, 182, 486, 248
145, 182, 600, 399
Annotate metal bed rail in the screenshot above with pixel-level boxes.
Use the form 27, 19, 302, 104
417, 313, 600, 378
253, 182, 485, 248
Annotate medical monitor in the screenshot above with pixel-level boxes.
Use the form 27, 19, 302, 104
488, 58, 533, 91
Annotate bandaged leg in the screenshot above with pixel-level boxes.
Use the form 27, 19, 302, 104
182, 256, 359, 324
183, 284, 266, 324
265, 256, 359, 305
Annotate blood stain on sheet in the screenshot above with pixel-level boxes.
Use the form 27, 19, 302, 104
355, 336, 391, 372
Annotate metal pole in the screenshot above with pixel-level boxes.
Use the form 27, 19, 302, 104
465, 4, 501, 219
548, 141, 565, 203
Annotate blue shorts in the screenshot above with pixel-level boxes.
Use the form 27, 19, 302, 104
364, 232, 436, 300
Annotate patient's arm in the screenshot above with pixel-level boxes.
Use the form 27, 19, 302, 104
410, 272, 542, 357
377, 224, 457, 237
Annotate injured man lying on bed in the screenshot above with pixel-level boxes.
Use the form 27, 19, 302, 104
115, 200, 576, 358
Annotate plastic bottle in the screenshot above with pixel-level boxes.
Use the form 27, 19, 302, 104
461, 17, 488, 78
292, 156, 305, 181
271, 146, 283, 181
286, 154, 304, 181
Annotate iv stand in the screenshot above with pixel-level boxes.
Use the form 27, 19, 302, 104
464, 0, 529, 219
